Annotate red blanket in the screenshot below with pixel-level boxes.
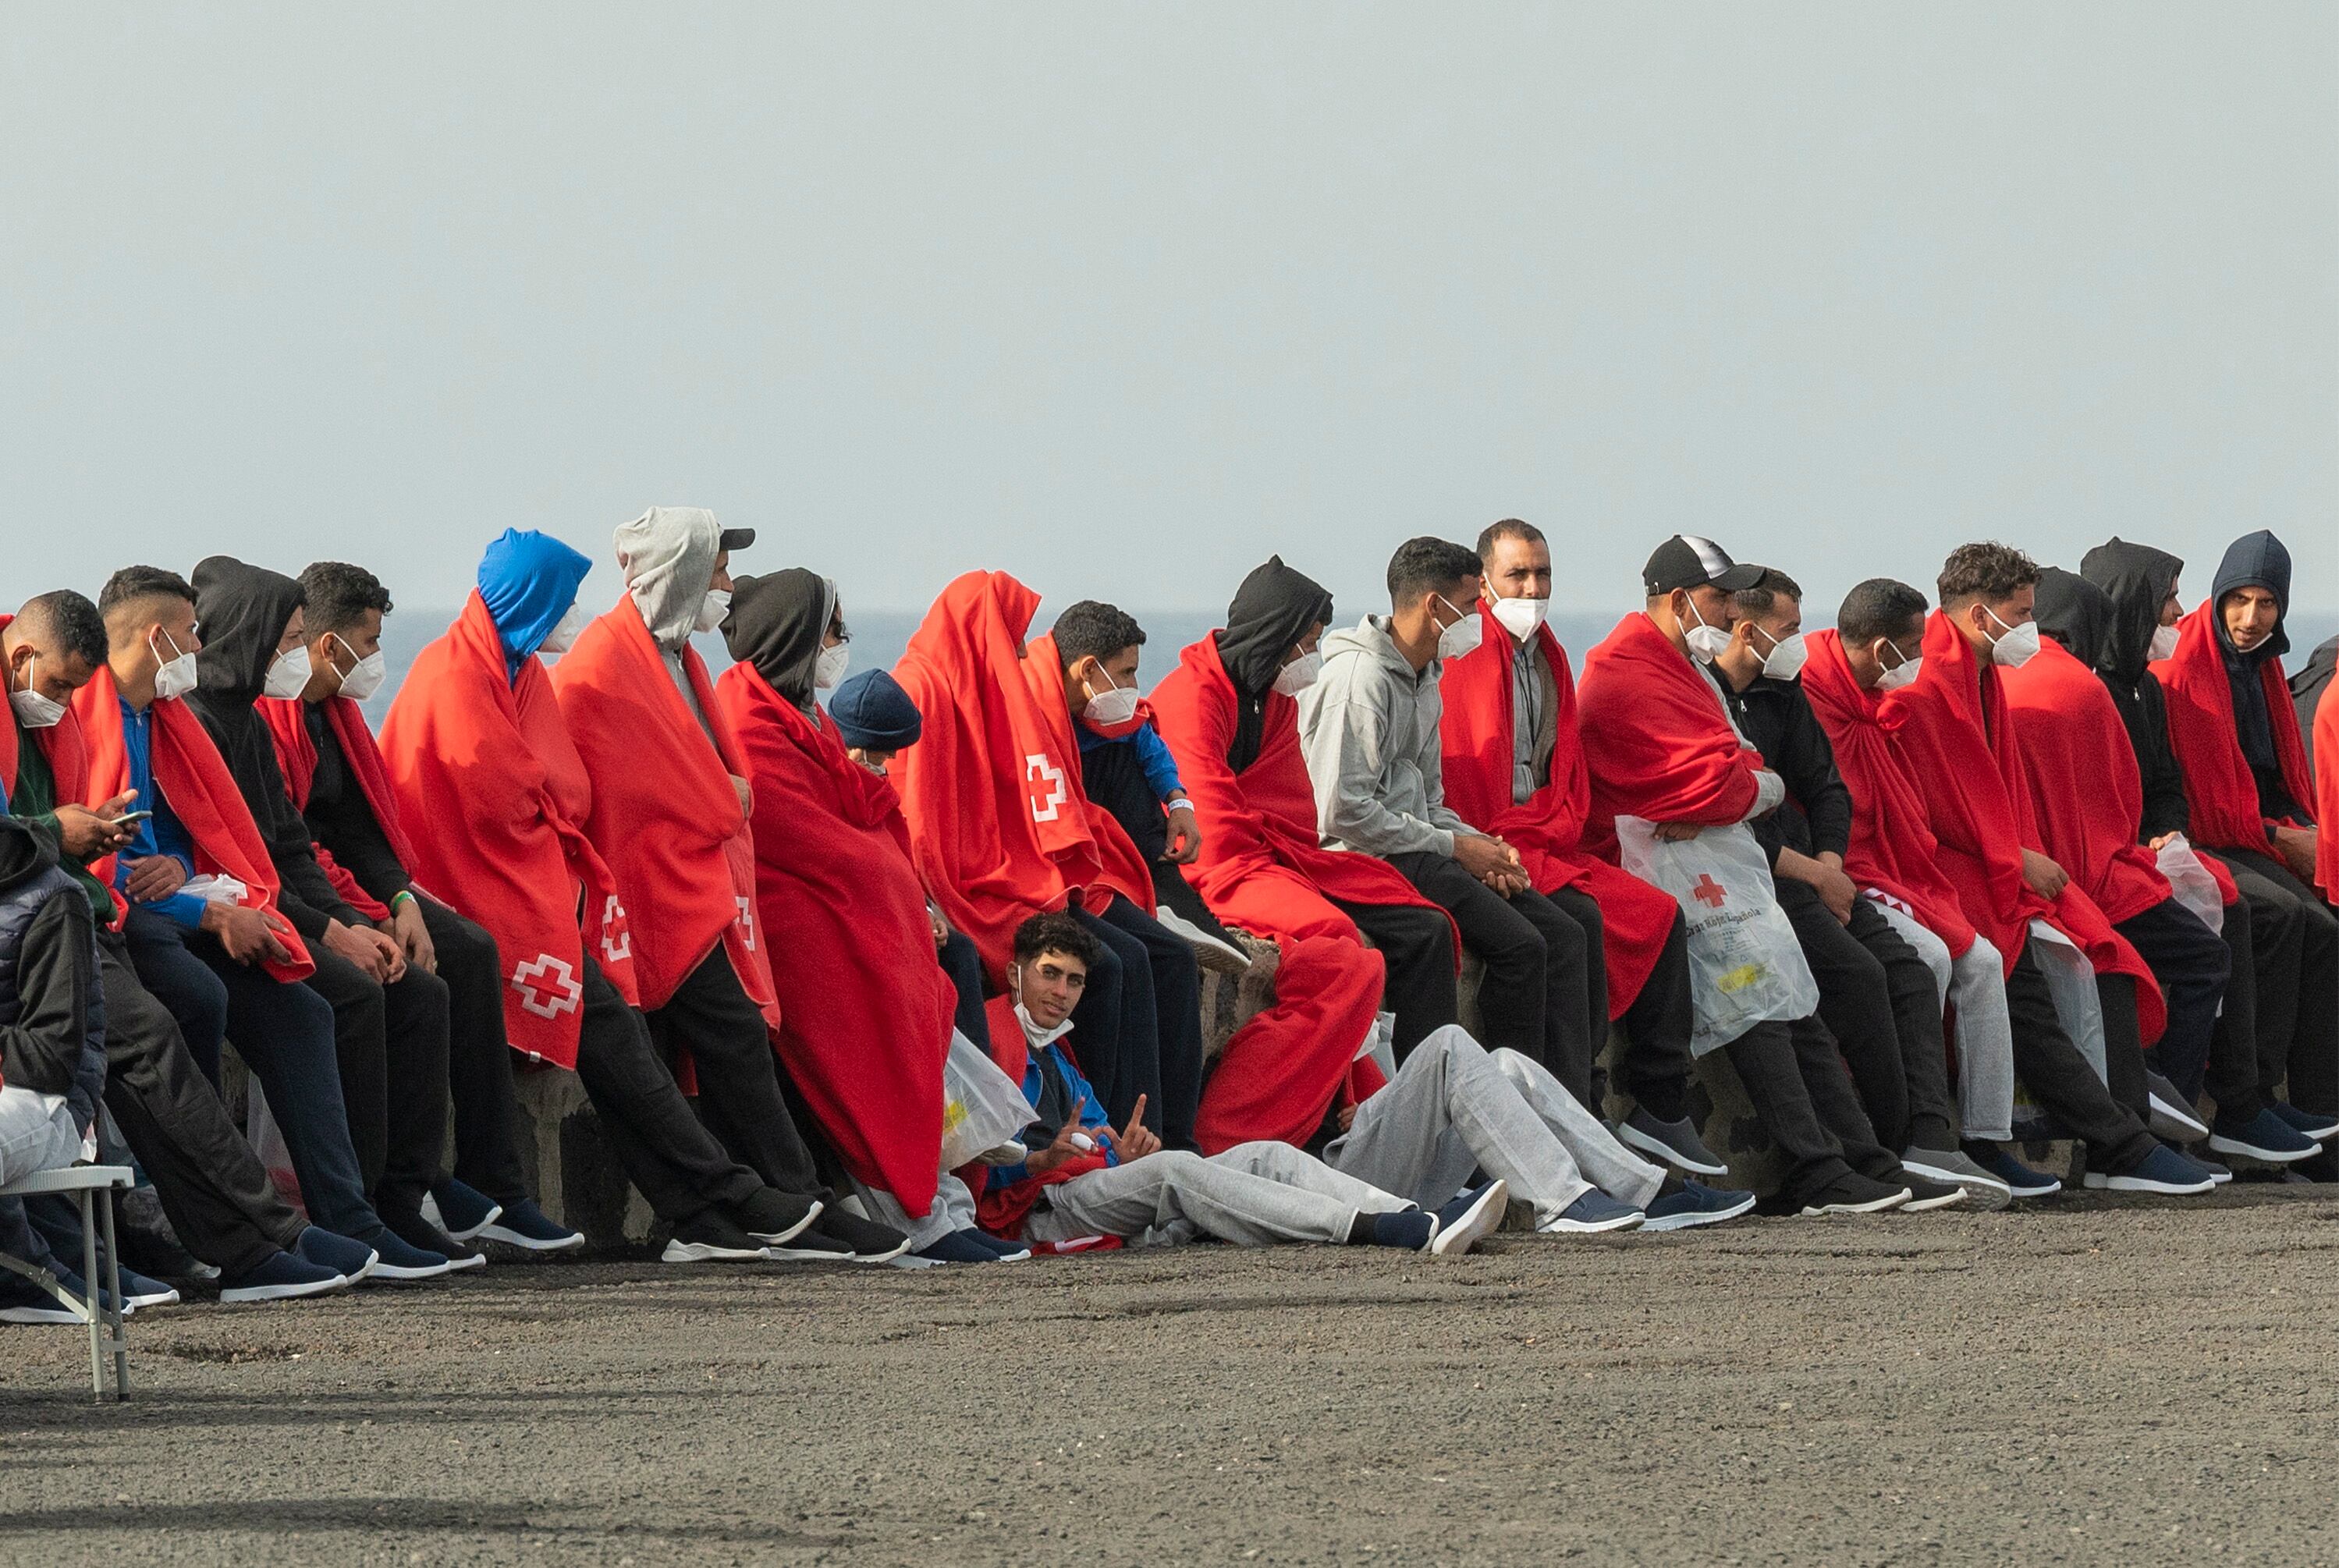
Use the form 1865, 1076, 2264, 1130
378, 593, 639, 1068
1880, 612, 2164, 1042
1439, 604, 1677, 1012
889, 572, 1134, 983
1576, 612, 1764, 856
1192, 935, 1389, 1157
2000, 637, 2173, 926
715, 661, 947, 1214
2153, 600, 2316, 853
1799, 633, 1978, 958
2317, 690, 2338, 896
257, 694, 423, 923
551, 594, 781, 1031
70, 667, 313, 982
1148, 633, 1453, 955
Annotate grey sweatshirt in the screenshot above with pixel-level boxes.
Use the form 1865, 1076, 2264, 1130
1297, 614, 1471, 859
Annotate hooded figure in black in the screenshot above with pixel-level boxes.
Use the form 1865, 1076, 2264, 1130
2080, 538, 2192, 843
186, 556, 459, 1258
2208, 530, 2305, 824
2293, 635, 2338, 794
1216, 555, 1336, 775
721, 569, 836, 716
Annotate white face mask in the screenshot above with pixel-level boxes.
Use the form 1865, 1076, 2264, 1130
9, 655, 64, 729
333, 644, 388, 702
1682, 597, 1734, 665
264, 644, 313, 701
151, 629, 199, 701
814, 640, 851, 691
1755, 627, 1808, 682
694, 589, 732, 634
1489, 594, 1549, 642
1271, 649, 1322, 697
1083, 665, 1140, 728
1985, 606, 2040, 669
1435, 595, 1484, 661
2149, 623, 2180, 662
1873, 637, 1923, 693
1008, 967, 1077, 1050
537, 605, 584, 656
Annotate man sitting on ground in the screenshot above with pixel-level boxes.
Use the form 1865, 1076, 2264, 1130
974, 913, 1502, 1256
1577, 535, 1960, 1216
261, 560, 583, 1248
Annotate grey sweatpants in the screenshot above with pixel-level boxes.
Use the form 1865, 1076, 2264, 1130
1869, 902, 2017, 1142
1026, 1141, 1411, 1249
854, 1169, 978, 1250
1325, 1025, 1665, 1226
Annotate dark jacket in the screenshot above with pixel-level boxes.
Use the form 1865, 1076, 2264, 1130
0, 815, 103, 1120
1713, 671, 1851, 866
2207, 530, 2302, 822
2295, 633, 2337, 796
2080, 537, 2192, 843
184, 556, 366, 941
298, 705, 413, 904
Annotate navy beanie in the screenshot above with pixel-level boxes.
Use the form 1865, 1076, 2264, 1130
829, 668, 922, 750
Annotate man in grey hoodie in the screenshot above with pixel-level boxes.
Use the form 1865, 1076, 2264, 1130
1297, 538, 1608, 1098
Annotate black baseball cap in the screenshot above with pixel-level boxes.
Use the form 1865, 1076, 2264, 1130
717, 527, 757, 552
1643, 534, 1765, 595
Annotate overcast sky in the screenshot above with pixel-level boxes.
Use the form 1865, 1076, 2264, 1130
5, 2, 2332, 624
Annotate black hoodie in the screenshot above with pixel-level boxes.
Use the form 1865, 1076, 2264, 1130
720, 569, 835, 714
185, 556, 365, 940
2032, 568, 2114, 670
2080, 538, 2192, 842
0, 814, 98, 1106
1215, 555, 1335, 774
2293, 634, 2337, 795
2208, 530, 2302, 822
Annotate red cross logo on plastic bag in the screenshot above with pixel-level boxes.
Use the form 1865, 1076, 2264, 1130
1691, 874, 1727, 909
510, 953, 584, 1020
1025, 754, 1069, 824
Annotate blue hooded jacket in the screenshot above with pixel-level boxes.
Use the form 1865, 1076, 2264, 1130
477, 529, 594, 682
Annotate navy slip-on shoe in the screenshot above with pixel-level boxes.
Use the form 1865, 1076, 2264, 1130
2207, 1107, 2319, 1164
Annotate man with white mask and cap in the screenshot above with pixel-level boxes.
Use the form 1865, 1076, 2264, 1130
1300, 537, 1613, 1118
552, 507, 907, 1264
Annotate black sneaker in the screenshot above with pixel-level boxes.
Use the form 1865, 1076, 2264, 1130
660, 1211, 771, 1263
218, 1250, 350, 1305
383, 1210, 487, 1272
2270, 1102, 2339, 1142
475, 1198, 586, 1253
424, 1179, 503, 1242
731, 1188, 822, 1248
1796, 1172, 1911, 1216
1890, 1172, 1970, 1213
770, 1209, 910, 1264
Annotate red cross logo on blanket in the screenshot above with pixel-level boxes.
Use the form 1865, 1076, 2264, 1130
1025, 754, 1069, 824
734, 896, 756, 951
1691, 874, 1728, 909
599, 894, 632, 963
510, 953, 584, 1020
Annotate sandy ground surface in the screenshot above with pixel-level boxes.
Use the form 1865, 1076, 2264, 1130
5, 1185, 2338, 1566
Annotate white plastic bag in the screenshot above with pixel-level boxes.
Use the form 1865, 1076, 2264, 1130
2026, 920, 2107, 1084
2155, 835, 2225, 937
243, 1079, 308, 1218
1614, 817, 1819, 1055
939, 1028, 1036, 1170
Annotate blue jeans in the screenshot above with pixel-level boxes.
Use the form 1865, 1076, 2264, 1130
121, 908, 384, 1240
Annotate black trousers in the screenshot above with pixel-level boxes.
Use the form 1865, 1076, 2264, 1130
2220, 849, 2339, 1116
936, 929, 990, 1049
644, 947, 825, 1199
2200, 873, 2268, 1118
570, 953, 763, 1226
1068, 899, 1205, 1150
1776, 879, 1958, 1151
1719, 1014, 1901, 1203
1328, 897, 1459, 1056
2003, 945, 2158, 1172
2114, 897, 2231, 1113
300, 941, 452, 1228
417, 896, 531, 1206
94, 932, 303, 1275
1386, 850, 1594, 1077
122, 910, 381, 1240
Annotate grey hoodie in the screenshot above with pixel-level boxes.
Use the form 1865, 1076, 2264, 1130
616, 505, 725, 735
1297, 614, 1469, 858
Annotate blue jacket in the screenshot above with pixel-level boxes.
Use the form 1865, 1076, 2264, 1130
985, 1034, 1119, 1192
1075, 719, 1184, 804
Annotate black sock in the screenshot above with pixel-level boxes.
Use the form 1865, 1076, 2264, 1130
1906, 1114, 1957, 1151
1345, 1214, 1375, 1246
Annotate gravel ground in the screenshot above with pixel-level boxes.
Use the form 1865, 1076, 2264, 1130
5, 1185, 2338, 1566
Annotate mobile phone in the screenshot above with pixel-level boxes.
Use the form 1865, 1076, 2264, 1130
109, 810, 155, 827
